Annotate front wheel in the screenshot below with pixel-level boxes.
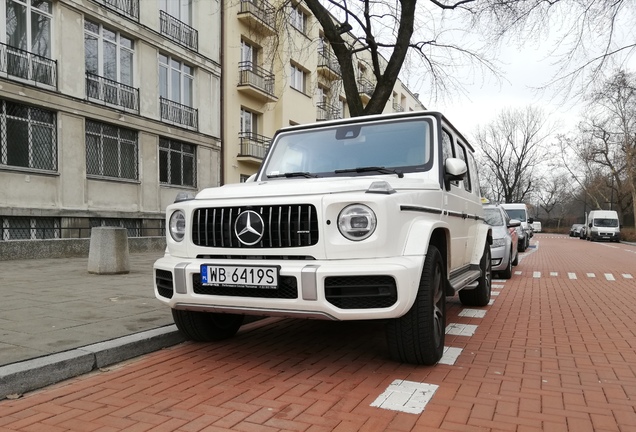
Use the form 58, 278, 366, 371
499, 250, 513, 279
172, 309, 244, 341
459, 244, 492, 307
386, 245, 446, 365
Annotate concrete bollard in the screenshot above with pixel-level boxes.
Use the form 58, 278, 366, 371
87, 227, 130, 275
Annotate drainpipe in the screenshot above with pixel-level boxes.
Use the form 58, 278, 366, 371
219, 0, 225, 186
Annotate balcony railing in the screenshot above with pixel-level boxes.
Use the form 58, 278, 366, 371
86, 72, 139, 113
238, 61, 275, 98
239, 132, 271, 160
317, 47, 341, 78
92, 0, 139, 20
160, 97, 198, 130
160, 10, 198, 51
392, 101, 404, 112
316, 102, 341, 121
358, 78, 375, 99
238, 0, 276, 34
0, 42, 57, 88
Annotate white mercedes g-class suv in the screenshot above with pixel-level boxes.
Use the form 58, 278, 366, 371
154, 111, 492, 365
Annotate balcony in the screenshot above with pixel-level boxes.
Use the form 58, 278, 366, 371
160, 97, 198, 130
160, 10, 198, 51
92, 0, 139, 20
86, 73, 139, 113
316, 102, 341, 121
317, 47, 341, 81
237, 61, 277, 102
238, 132, 271, 162
237, 0, 276, 36
392, 101, 404, 112
358, 78, 374, 103
0, 42, 57, 89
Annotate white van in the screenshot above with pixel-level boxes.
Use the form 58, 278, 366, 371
500, 203, 533, 252
585, 210, 620, 242
532, 221, 542, 233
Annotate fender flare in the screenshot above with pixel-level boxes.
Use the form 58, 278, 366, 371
471, 223, 492, 265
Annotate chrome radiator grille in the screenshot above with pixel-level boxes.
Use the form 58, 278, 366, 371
192, 205, 319, 248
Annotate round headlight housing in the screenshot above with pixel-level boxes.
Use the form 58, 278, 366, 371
338, 204, 377, 241
169, 210, 186, 242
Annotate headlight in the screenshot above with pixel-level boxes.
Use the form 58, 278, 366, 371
169, 210, 186, 242
492, 238, 506, 248
338, 204, 377, 241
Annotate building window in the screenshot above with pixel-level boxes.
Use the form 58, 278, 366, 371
290, 63, 305, 92
160, 0, 192, 25
290, 4, 307, 33
0, 99, 56, 171
159, 137, 196, 187
1, 216, 60, 240
159, 54, 193, 107
240, 107, 256, 135
85, 120, 138, 180
4, 0, 52, 58
84, 19, 134, 86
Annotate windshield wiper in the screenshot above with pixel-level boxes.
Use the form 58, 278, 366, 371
267, 171, 318, 178
334, 166, 404, 178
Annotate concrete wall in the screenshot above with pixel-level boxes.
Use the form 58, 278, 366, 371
0, 237, 166, 261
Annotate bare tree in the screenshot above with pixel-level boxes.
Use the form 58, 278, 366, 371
475, 106, 553, 203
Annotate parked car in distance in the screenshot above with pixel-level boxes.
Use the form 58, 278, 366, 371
500, 203, 533, 252
570, 224, 584, 237
532, 221, 542, 233
483, 204, 521, 279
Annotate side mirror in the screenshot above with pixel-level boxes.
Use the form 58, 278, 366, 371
528, 218, 534, 224
508, 219, 522, 228
588, 223, 592, 228
245, 174, 256, 183
444, 158, 467, 190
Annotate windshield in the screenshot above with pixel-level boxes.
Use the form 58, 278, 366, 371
593, 218, 618, 227
504, 209, 526, 222
261, 118, 432, 179
484, 208, 504, 226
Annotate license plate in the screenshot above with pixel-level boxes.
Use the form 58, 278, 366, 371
200, 264, 279, 289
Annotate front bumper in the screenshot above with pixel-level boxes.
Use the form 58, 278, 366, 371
490, 245, 509, 271
153, 254, 425, 321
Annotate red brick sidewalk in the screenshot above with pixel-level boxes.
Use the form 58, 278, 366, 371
2, 235, 636, 431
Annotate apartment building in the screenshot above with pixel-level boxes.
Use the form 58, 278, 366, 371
222, 0, 425, 184
0, 0, 222, 242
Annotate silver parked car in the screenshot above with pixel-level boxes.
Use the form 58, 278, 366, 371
483, 205, 521, 279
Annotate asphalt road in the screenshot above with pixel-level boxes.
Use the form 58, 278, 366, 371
2, 234, 636, 431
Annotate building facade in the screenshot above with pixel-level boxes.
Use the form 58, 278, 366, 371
222, 0, 425, 184
0, 0, 222, 241
0, 0, 424, 245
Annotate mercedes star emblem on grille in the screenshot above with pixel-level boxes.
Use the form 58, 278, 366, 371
235, 210, 265, 245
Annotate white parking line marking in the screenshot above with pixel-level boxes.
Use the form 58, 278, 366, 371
624, 274, 634, 279
587, 273, 595, 278
492, 284, 505, 289
492, 279, 507, 283
439, 346, 463, 365
568, 273, 577, 279
605, 273, 615, 281
459, 309, 487, 318
550, 272, 558, 277
371, 380, 439, 414
533, 271, 541, 278
488, 299, 495, 306
515, 271, 522, 275
445, 323, 478, 336
491, 291, 500, 296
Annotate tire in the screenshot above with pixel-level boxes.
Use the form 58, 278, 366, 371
172, 309, 244, 341
386, 245, 446, 365
500, 250, 513, 279
459, 244, 492, 307
512, 249, 519, 266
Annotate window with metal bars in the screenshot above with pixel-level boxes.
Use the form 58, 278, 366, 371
90, 218, 141, 237
0, 99, 57, 171
85, 119, 138, 180
1, 217, 60, 240
159, 137, 196, 187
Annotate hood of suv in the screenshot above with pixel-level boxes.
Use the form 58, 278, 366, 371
195, 176, 439, 200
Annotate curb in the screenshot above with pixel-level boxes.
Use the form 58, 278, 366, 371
0, 325, 185, 400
